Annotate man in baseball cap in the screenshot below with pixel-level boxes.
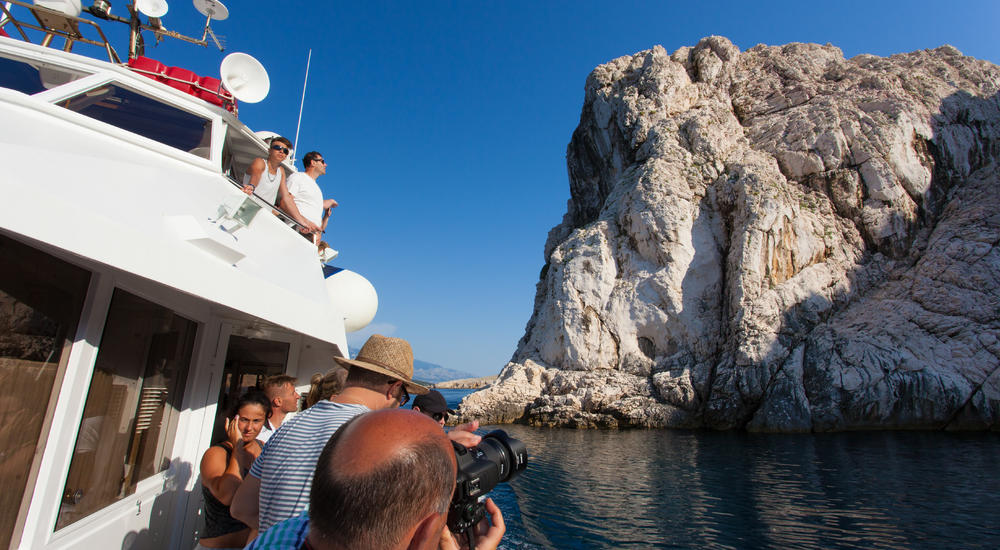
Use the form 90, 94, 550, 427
411, 389, 456, 427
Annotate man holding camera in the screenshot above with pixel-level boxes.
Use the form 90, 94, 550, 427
231, 335, 484, 533
246, 408, 505, 550
232, 335, 437, 531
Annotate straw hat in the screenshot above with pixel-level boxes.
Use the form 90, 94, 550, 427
334, 334, 429, 395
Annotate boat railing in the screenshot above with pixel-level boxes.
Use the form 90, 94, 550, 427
1, 0, 121, 62
224, 174, 314, 236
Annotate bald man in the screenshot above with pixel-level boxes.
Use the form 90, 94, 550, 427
231, 335, 483, 533
246, 409, 505, 550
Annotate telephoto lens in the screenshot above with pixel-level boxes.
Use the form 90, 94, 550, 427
448, 430, 527, 543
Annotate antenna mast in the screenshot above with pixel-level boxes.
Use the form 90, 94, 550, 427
292, 48, 312, 165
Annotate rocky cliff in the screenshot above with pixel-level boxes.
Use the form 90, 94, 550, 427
460, 37, 1000, 431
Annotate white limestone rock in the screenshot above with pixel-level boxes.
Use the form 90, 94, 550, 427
456, 37, 1000, 431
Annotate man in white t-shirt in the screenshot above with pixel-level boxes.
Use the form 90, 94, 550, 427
279, 151, 337, 242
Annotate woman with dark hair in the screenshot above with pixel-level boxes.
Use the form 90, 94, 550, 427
196, 391, 271, 549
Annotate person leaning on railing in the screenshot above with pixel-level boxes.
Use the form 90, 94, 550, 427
278, 151, 334, 244
242, 137, 292, 206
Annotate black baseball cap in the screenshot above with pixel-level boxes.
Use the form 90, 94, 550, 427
411, 390, 455, 415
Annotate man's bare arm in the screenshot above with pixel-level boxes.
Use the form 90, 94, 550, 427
242, 158, 266, 195
278, 176, 320, 234
321, 198, 338, 232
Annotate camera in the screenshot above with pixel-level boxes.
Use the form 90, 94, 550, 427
447, 430, 527, 539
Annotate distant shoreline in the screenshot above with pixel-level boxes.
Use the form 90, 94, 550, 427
431, 375, 497, 389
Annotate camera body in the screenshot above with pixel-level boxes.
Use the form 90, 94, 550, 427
447, 429, 527, 534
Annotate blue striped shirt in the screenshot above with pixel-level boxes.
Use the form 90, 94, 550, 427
244, 512, 309, 549
248, 400, 369, 531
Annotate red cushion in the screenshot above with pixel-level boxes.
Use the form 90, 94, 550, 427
197, 75, 225, 106
127, 56, 166, 81
164, 66, 197, 93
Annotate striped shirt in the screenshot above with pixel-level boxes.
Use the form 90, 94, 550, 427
245, 512, 309, 549
248, 400, 369, 531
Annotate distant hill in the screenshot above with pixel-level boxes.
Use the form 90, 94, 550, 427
349, 348, 476, 384
413, 359, 477, 384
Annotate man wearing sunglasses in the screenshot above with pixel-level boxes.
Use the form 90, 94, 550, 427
279, 151, 333, 242
412, 389, 455, 428
242, 136, 292, 206
230, 335, 481, 534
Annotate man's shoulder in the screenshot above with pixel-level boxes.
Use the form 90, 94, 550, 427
246, 512, 310, 550
269, 401, 367, 439
286, 171, 315, 186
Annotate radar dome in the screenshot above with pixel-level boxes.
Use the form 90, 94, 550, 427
33, 0, 82, 17
323, 267, 377, 333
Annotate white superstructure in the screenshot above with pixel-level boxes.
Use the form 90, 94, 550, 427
0, 3, 368, 548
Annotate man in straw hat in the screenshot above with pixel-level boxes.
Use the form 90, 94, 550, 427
231, 335, 482, 534
245, 409, 505, 550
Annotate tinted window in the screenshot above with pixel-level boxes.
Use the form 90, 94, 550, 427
56, 290, 197, 530
0, 233, 90, 548
59, 84, 212, 158
0, 57, 87, 94
0, 56, 45, 95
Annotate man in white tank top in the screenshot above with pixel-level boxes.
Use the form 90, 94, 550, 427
280, 151, 337, 242
241, 136, 292, 205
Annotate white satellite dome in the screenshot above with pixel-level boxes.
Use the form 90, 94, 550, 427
33, 0, 82, 17
220, 52, 270, 103
324, 268, 377, 333
254, 130, 280, 142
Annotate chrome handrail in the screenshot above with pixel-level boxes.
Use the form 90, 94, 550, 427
224, 175, 313, 235
0, 0, 120, 63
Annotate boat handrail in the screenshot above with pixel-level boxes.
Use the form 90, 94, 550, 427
0, 0, 120, 63
224, 174, 314, 236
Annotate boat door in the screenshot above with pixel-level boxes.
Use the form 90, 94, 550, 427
210, 332, 293, 442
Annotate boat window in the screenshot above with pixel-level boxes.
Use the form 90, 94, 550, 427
0, 233, 91, 549
56, 289, 197, 530
0, 56, 88, 95
0, 56, 45, 95
58, 84, 212, 160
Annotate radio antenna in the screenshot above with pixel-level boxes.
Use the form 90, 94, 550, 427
292, 48, 312, 166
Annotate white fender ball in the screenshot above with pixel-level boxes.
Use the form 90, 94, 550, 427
323, 267, 378, 333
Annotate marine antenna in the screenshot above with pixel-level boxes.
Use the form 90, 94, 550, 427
292, 48, 312, 166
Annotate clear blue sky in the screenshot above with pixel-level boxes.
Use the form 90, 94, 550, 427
78, 1, 999, 376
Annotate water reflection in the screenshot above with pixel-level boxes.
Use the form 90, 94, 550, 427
484, 426, 1000, 549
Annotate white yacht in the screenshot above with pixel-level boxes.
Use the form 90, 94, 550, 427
0, 1, 375, 548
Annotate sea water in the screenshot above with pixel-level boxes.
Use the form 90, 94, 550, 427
437, 389, 1000, 549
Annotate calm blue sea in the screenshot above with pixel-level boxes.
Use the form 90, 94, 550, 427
436, 388, 1000, 550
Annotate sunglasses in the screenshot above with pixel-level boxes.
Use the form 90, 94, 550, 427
313, 158, 326, 165
430, 411, 448, 422
271, 144, 290, 154
394, 382, 410, 407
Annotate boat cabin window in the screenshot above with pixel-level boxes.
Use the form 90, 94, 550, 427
0, 56, 88, 95
58, 84, 213, 160
56, 289, 197, 530
0, 233, 91, 549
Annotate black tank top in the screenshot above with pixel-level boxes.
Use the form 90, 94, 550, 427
201, 443, 249, 539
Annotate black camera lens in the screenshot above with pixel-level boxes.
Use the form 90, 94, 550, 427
475, 430, 527, 483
